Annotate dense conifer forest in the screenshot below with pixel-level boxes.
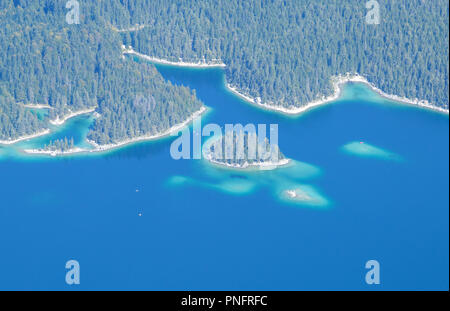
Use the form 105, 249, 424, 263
106, 0, 448, 110
206, 130, 286, 167
42, 137, 75, 152
0, 0, 203, 144
1, 0, 448, 143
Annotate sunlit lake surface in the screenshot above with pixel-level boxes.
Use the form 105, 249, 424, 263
0, 64, 448, 290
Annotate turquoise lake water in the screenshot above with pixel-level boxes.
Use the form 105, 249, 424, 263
0, 65, 448, 290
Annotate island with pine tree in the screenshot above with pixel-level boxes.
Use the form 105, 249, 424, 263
203, 130, 290, 170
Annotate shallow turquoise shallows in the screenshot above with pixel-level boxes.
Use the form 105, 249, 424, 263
0, 65, 448, 290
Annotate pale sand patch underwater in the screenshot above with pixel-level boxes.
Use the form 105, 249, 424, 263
341, 141, 402, 161
274, 160, 322, 180
167, 159, 329, 207
167, 174, 258, 196
167, 175, 191, 186
210, 179, 257, 194
199, 159, 322, 184
277, 184, 329, 207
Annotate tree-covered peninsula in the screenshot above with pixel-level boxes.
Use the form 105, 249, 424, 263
0, 0, 203, 144
106, 0, 449, 110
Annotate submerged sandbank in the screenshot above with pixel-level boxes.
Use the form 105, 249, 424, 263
167, 157, 330, 207
168, 174, 258, 196
167, 169, 330, 207
278, 184, 329, 207
341, 141, 402, 161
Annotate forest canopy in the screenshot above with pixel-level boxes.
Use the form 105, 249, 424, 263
1, 0, 448, 143
0, 0, 203, 144
104, 0, 449, 109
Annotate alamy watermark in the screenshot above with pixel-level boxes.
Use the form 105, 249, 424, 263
365, 260, 380, 285
63, 258, 381, 286
65, 0, 80, 25
169, 117, 280, 163
133, 94, 157, 114
65, 259, 80, 285
365, 0, 380, 25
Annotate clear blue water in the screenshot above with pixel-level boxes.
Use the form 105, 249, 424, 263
0, 65, 448, 290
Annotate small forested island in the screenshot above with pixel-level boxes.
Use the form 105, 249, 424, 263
43, 138, 75, 152
24, 137, 82, 156
204, 131, 289, 169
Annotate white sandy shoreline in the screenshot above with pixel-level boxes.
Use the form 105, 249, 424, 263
3, 48, 448, 156
227, 74, 449, 116
23, 104, 53, 109
122, 46, 448, 115
202, 136, 291, 170
13, 106, 207, 156
22, 106, 206, 156
50, 107, 97, 126
1, 107, 96, 146
207, 157, 291, 171
23, 147, 89, 157
0, 129, 51, 145
123, 47, 226, 68
87, 106, 206, 152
